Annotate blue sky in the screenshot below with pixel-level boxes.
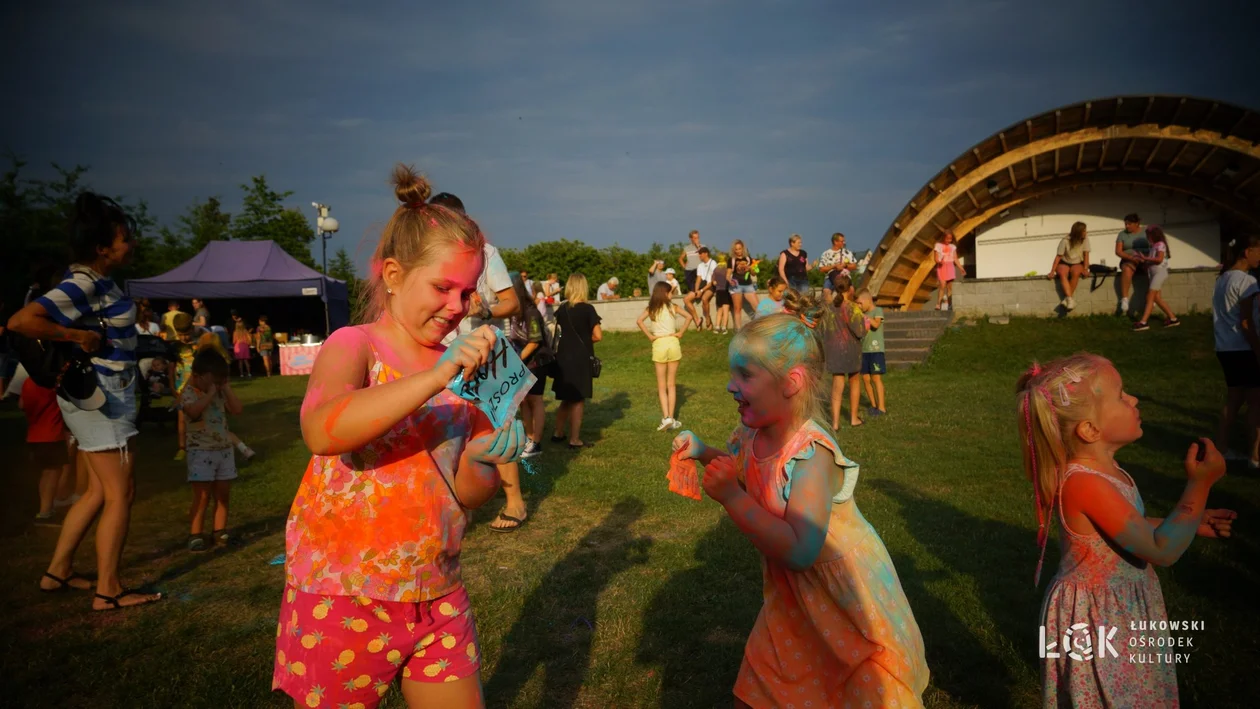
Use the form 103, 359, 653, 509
4, 0, 1256, 271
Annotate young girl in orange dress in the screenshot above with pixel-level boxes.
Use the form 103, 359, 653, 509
1018, 354, 1234, 708
273, 165, 526, 709
673, 290, 929, 708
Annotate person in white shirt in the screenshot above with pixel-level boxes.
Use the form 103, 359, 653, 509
597, 277, 621, 300
663, 269, 682, 297
677, 230, 705, 294
429, 193, 520, 341
684, 247, 717, 329
819, 232, 858, 301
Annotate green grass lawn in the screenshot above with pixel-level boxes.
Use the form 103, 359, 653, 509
1, 314, 1257, 708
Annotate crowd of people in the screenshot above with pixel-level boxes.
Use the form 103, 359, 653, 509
1042, 212, 1183, 329
4, 173, 1251, 709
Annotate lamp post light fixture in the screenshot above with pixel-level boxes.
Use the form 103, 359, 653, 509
312, 202, 340, 275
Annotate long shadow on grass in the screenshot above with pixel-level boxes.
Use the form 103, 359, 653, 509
128, 514, 290, 586
637, 517, 762, 708
483, 497, 652, 709
872, 479, 1040, 708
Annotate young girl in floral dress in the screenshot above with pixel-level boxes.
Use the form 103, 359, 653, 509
673, 293, 929, 708
273, 165, 525, 709
1018, 354, 1234, 708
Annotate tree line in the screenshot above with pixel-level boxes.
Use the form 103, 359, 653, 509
0, 159, 360, 314
2, 157, 832, 315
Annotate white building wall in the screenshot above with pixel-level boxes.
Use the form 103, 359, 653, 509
973, 191, 1220, 279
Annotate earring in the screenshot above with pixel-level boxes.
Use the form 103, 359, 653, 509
387, 288, 393, 295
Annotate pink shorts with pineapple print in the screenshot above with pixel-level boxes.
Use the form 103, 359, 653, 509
273, 585, 480, 708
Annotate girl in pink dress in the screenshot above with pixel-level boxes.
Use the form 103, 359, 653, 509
1018, 353, 1235, 708
933, 230, 963, 311
231, 320, 252, 378
674, 293, 929, 708
273, 165, 525, 709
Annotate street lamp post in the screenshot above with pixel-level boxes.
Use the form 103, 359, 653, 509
312, 202, 340, 274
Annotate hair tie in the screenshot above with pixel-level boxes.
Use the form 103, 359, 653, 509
1229, 238, 1238, 247
1027, 362, 1043, 378
404, 201, 426, 210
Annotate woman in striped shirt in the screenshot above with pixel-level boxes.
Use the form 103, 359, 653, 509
8, 192, 161, 611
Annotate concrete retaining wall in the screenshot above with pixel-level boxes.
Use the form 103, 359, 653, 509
589, 294, 762, 331
949, 268, 1216, 318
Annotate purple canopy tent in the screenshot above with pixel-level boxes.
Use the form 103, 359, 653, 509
126, 240, 350, 334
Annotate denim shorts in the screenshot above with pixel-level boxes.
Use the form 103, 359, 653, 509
788, 277, 811, 294
188, 448, 237, 482
58, 368, 138, 453
731, 284, 757, 294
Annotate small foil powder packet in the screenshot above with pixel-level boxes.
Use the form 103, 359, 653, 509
447, 326, 537, 429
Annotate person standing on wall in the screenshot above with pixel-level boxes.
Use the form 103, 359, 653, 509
819, 233, 858, 303
1115, 213, 1149, 315
678, 230, 705, 295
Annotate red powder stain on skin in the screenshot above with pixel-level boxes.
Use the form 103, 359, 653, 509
324, 397, 354, 448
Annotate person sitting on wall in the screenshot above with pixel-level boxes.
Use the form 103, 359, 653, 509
1115, 212, 1149, 314
1046, 221, 1091, 312
597, 277, 621, 300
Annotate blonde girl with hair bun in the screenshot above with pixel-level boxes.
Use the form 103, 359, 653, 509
672, 295, 929, 707
274, 163, 526, 709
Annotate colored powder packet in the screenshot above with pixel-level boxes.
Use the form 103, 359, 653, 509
448, 326, 537, 429
666, 448, 702, 501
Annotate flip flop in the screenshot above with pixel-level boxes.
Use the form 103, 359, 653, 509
489, 513, 527, 533
94, 589, 162, 612
41, 571, 90, 593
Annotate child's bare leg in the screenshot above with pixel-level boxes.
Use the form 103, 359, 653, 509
1154, 292, 1176, 321
848, 373, 863, 425
666, 360, 679, 420
874, 373, 886, 411
654, 362, 670, 419
190, 482, 212, 536
862, 373, 875, 408
830, 374, 844, 429
211, 480, 231, 532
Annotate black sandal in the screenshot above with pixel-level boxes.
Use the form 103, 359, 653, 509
489, 513, 527, 533
550, 435, 567, 443
41, 571, 90, 593
94, 589, 162, 611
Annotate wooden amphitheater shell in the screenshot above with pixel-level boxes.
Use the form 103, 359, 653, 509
865, 95, 1260, 309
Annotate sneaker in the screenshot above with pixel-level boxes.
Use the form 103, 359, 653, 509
867, 407, 884, 417
54, 493, 81, 509
174, 449, 186, 462
1164, 318, 1181, 328
33, 512, 60, 527
1065, 296, 1076, 311
671, 419, 683, 430
1120, 297, 1130, 311
188, 535, 208, 553
657, 418, 675, 432
1132, 321, 1150, 332
521, 440, 543, 459
213, 530, 231, 546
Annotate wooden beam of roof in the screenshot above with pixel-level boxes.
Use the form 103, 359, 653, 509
1189, 146, 1219, 177
1097, 140, 1110, 169
898, 257, 938, 308
1140, 97, 1155, 125
1168, 97, 1187, 126
1031, 155, 1039, 182
1083, 102, 1092, 126
1054, 147, 1060, 175
1236, 169, 1260, 194
1167, 141, 1192, 171
999, 132, 1009, 153
1121, 138, 1138, 168
1143, 139, 1164, 170
1223, 110, 1249, 139
1007, 164, 1018, 189
1054, 110, 1061, 134
962, 186, 980, 210
1075, 144, 1085, 172
1195, 102, 1220, 133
